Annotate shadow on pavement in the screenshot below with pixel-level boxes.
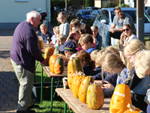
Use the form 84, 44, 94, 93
0, 71, 18, 112
0, 29, 14, 36
0, 51, 10, 59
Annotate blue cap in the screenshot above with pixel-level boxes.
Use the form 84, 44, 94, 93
63, 40, 77, 53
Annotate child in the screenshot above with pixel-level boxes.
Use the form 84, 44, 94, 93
76, 50, 95, 75
70, 18, 81, 33
54, 35, 66, 54
63, 40, 77, 59
57, 12, 70, 37
50, 26, 59, 46
80, 23, 93, 35
101, 52, 125, 97
65, 30, 81, 51
79, 34, 96, 54
40, 24, 52, 43
91, 26, 102, 50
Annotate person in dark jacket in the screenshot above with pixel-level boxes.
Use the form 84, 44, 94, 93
91, 26, 102, 50
10, 11, 46, 113
39, 23, 52, 43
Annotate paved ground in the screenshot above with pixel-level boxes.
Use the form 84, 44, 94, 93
0, 29, 18, 113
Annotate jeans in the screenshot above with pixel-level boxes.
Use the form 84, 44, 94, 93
147, 105, 150, 113
11, 59, 34, 111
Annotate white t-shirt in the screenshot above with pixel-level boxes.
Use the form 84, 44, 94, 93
59, 22, 69, 37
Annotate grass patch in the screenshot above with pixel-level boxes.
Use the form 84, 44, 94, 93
34, 62, 51, 83
33, 101, 65, 113
34, 62, 72, 113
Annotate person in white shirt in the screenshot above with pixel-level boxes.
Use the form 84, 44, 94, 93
57, 11, 70, 37
119, 24, 137, 50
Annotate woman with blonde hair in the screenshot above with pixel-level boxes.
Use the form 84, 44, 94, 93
134, 50, 150, 78
117, 39, 148, 112
124, 39, 145, 57
134, 50, 150, 113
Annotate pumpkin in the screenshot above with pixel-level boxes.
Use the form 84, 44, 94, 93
38, 39, 44, 49
67, 74, 74, 90
124, 104, 143, 113
124, 108, 143, 113
71, 73, 85, 98
67, 57, 83, 76
67, 57, 83, 89
109, 84, 132, 113
49, 54, 59, 73
43, 47, 54, 65
78, 76, 93, 103
86, 83, 104, 110
54, 56, 64, 74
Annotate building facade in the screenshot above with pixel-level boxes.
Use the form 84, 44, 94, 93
0, 0, 51, 29
94, 0, 119, 8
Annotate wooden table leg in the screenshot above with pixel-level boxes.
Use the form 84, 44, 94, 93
64, 103, 67, 113
50, 77, 54, 112
40, 64, 43, 102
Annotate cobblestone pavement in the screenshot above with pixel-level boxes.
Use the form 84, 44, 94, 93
0, 35, 18, 113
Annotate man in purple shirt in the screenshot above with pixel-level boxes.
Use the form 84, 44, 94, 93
10, 11, 46, 113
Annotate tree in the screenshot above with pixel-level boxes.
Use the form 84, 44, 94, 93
84, 0, 94, 7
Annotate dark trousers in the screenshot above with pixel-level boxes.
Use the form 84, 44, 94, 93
132, 93, 147, 112
109, 31, 122, 39
105, 31, 122, 47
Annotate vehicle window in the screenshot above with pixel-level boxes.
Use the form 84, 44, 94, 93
97, 10, 109, 24
82, 11, 91, 15
145, 8, 150, 22
123, 10, 150, 23
111, 11, 115, 22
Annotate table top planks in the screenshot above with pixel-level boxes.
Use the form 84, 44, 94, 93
43, 66, 67, 77
55, 88, 110, 113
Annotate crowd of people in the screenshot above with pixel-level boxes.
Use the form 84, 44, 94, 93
10, 7, 150, 113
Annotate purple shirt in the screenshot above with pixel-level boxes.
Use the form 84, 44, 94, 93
10, 21, 44, 72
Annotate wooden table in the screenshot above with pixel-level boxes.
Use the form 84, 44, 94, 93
55, 88, 110, 113
41, 66, 67, 112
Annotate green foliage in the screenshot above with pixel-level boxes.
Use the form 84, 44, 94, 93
34, 63, 73, 113
107, 3, 116, 7
35, 62, 51, 83
119, 4, 130, 7
84, 0, 94, 7
52, 0, 64, 9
